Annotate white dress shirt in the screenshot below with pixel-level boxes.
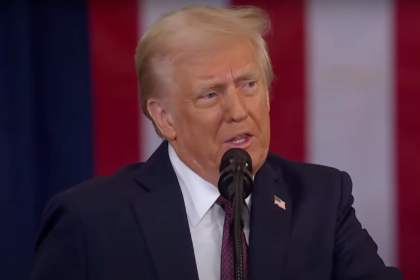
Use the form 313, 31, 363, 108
168, 144, 251, 280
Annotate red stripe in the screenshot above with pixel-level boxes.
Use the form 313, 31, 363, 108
230, 0, 306, 161
88, 0, 141, 175
396, 1, 420, 279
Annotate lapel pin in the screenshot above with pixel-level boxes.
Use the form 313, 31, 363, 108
274, 195, 286, 210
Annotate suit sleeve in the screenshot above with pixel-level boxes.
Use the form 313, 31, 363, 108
333, 171, 403, 280
30, 194, 87, 280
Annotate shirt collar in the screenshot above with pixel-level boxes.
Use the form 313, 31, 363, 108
168, 144, 252, 227
168, 144, 219, 227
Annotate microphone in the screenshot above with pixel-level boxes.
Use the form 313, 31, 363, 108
218, 148, 254, 280
218, 148, 254, 202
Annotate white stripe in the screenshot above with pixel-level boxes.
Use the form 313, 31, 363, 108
306, 0, 395, 265
138, 0, 229, 161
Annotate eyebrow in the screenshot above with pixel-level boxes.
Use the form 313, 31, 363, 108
196, 69, 258, 92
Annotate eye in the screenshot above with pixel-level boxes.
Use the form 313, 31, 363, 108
203, 92, 217, 99
246, 81, 256, 88
248, 81, 255, 87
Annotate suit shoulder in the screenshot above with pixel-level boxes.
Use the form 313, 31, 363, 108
50, 163, 144, 208
266, 152, 352, 210
266, 152, 345, 191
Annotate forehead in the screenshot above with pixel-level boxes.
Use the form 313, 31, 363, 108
174, 39, 261, 85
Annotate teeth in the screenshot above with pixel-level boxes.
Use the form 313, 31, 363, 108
232, 137, 246, 144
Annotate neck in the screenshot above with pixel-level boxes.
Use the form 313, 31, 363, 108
169, 142, 219, 187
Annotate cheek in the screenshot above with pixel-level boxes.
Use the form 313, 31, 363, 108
178, 108, 223, 138
248, 95, 271, 135
249, 93, 270, 118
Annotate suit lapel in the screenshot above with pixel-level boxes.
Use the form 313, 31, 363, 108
132, 141, 199, 280
249, 159, 293, 280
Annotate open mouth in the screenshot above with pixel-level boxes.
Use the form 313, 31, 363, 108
226, 134, 253, 147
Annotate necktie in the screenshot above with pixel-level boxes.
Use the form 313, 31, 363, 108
216, 195, 249, 280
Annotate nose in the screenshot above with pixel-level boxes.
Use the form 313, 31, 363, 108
223, 88, 248, 123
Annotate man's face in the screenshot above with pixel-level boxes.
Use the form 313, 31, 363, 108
164, 39, 271, 185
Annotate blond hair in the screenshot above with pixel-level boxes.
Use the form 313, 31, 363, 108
134, 5, 273, 135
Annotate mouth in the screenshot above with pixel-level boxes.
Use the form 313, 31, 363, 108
225, 133, 253, 147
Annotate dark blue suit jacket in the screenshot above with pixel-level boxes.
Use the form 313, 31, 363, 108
30, 141, 402, 280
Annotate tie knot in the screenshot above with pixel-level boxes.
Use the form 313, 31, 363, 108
216, 195, 233, 216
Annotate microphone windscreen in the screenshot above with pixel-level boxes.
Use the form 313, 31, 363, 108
219, 148, 253, 174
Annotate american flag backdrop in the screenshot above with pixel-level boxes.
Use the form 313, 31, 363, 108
87, 0, 420, 278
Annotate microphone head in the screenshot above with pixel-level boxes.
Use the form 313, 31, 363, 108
218, 148, 254, 201
219, 148, 253, 174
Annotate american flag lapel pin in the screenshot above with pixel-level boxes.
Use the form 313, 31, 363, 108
274, 195, 286, 210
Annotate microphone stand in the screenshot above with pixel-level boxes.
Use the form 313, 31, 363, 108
218, 149, 253, 280
232, 166, 246, 280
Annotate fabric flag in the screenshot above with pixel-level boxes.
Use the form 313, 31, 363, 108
88, 0, 420, 279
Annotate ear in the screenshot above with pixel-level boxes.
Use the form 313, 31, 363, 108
147, 98, 176, 140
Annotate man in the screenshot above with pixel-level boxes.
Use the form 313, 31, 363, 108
31, 5, 402, 280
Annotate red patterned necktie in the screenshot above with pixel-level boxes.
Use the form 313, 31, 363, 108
216, 195, 249, 280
